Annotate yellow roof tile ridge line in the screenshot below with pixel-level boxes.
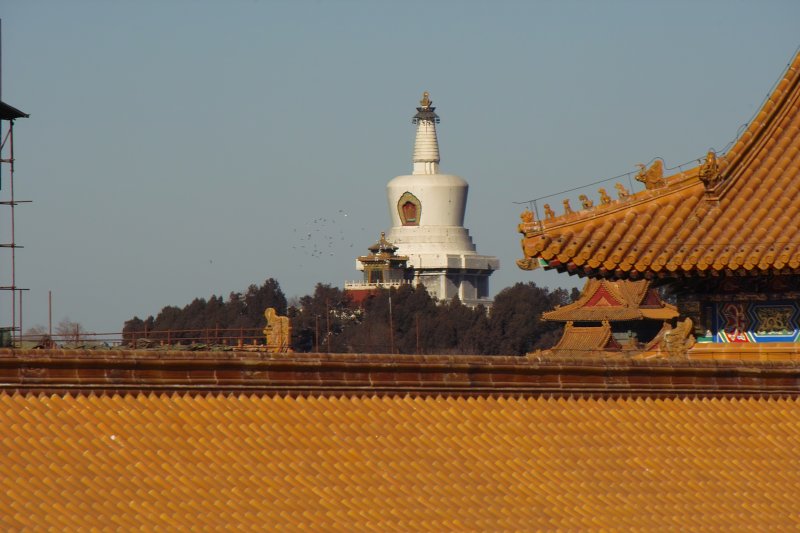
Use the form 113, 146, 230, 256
543, 280, 654, 321
525, 51, 800, 237
715, 50, 800, 200
724, 46, 800, 162
537, 177, 703, 234
542, 279, 597, 320
604, 279, 633, 308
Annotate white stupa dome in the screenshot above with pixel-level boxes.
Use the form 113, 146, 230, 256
385, 92, 477, 255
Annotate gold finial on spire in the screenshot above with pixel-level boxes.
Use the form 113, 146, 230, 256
420, 91, 432, 107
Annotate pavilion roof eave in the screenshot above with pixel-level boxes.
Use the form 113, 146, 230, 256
517, 50, 800, 277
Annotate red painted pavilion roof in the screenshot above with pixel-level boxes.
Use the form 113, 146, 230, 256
543, 279, 677, 322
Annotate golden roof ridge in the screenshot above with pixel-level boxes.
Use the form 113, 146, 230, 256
526, 169, 702, 236
518, 50, 800, 277
718, 50, 800, 199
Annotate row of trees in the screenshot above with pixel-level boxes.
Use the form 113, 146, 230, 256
123, 279, 287, 345
122, 279, 579, 355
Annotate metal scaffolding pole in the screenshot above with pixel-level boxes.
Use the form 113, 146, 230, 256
0, 20, 31, 346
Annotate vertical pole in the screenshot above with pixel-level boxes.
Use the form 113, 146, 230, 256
388, 296, 394, 354
0, 18, 4, 344
48, 290, 52, 337
325, 300, 330, 353
0, 19, 3, 193
9, 120, 15, 345
314, 315, 319, 353
415, 313, 420, 355
0, 18, 3, 102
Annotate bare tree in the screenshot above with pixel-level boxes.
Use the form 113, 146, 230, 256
24, 324, 53, 348
55, 318, 88, 344
24, 324, 48, 337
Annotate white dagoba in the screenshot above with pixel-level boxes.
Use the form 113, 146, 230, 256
381, 92, 499, 306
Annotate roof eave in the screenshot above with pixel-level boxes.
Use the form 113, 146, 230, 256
0, 101, 29, 120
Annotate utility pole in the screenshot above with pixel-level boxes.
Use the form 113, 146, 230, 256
415, 313, 420, 355
314, 315, 319, 353
388, 296, 394, 354
325, 300, 330, 353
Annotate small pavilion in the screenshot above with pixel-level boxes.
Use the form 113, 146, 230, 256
345, 232, 410, 305
543, 279, 677, 357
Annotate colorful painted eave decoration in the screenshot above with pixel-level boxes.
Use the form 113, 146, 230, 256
710, 301, 800, 343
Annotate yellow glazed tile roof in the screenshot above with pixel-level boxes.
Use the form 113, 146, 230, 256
2, 391, 800, 531
518, 51, 800, 277
543, 279, 678, 322
550, 321, 616, 354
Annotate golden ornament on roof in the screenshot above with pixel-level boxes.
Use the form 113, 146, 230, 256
635, 160, 665, 190
699, 150, 722, 189
420, 91, 432, 107
518, 209, 539, 234
520, 209, 534, 224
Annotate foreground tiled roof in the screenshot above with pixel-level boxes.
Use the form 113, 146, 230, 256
3, 391, 800, 530
2, 348, 800, 529
518, 51, 800, 278
543, 279, 677, 322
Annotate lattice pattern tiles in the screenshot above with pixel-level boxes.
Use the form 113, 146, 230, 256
2, 392, 800, 530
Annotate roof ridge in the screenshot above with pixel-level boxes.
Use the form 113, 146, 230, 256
532, 174, 701, 234
519, 49, 800, 278
712, 51, 800, 200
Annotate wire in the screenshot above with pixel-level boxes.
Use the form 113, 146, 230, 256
512, 169, 639, 205
513, 149, 718, 206
514, 44, 800, 208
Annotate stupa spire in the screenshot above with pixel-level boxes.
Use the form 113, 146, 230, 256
347, 91, 499, 307
412, 91, 440, 175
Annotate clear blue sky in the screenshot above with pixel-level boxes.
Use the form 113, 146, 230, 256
2, 1, 799, 333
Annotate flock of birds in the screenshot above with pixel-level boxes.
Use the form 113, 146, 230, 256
291, 210, 366, 259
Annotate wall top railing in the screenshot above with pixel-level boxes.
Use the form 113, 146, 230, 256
344, 280, 411, 289
14, 326, 270, 350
